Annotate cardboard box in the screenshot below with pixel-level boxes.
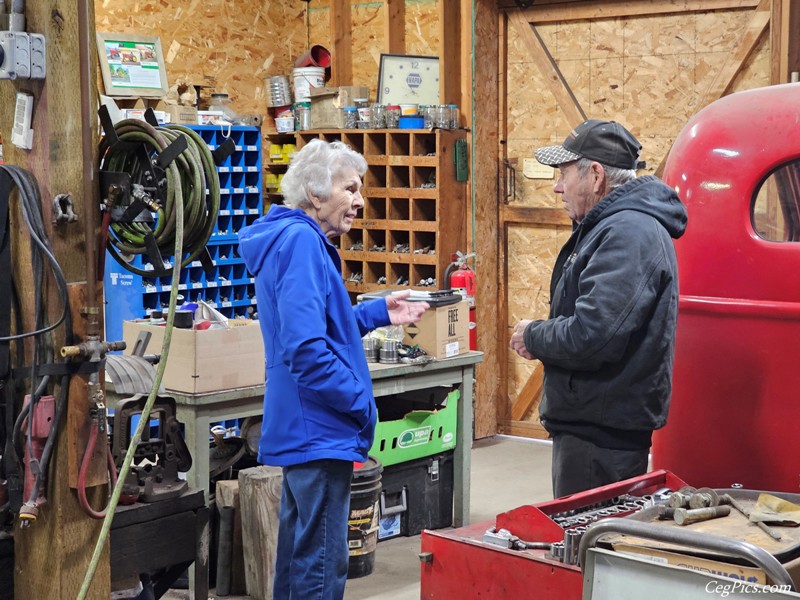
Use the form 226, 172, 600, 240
403, 300, 469, 359
122, 320, 265, 394
198, 110, 226, 125
370, 389, 458, 467
310, 86, 369, 129
164, 104, 199, 125
612, 543, 767, 585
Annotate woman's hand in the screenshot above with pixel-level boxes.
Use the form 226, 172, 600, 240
386, 291, 429, 325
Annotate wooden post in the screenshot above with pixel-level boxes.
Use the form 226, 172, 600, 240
238, 466, 283, 600
1, 0, 111, 597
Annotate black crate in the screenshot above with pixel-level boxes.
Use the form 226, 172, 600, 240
377, 451, 454, 541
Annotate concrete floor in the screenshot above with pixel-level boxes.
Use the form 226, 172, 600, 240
163, 435, 554, 600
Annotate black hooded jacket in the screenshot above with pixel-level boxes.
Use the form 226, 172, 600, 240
523, 175, 688, 449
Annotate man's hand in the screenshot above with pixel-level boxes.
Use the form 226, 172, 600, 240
386, 291, 430, 325
510, 319, 536, 360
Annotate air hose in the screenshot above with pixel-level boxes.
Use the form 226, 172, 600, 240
97, 119, 220, 276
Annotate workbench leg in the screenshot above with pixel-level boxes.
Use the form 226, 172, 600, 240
177, 408, 210, 598
454, 366, 474, 527
179, 409, 211, 502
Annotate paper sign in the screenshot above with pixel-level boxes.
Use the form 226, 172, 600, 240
523, 158, 555, 179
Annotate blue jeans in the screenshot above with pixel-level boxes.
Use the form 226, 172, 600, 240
273, 459, 353, 600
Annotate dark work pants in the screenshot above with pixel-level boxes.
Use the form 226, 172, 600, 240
551, 432, 649, 498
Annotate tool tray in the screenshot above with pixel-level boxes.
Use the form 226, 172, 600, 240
603, 488, 800, 565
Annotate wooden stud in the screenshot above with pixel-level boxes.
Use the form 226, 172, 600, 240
331, 0, 353, 87
439, 0, 462, 105
5, 0, 110, 596
472, 0, 502, 438
385, 0, 406, 54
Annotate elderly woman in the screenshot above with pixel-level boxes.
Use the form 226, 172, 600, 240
238, 139, 428, 600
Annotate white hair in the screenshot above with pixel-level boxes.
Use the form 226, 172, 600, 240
575, 157, 637, 189
280, 139, 367, 209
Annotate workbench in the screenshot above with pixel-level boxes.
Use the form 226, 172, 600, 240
168, 350, 483, 528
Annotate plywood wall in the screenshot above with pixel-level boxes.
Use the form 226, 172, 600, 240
94, 0, 308, 115
95, 0, 440, 118
504, 7, 771, 424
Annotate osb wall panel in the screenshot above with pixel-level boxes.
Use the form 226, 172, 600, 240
505, 8, 768, 207
94, 0, 307, 115
504, 7, 770, 425
309, 0, 439, 102
94, 1, 441, 116
506, 223, 571, 419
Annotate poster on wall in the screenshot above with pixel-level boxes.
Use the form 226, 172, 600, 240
96, 33, 169, 98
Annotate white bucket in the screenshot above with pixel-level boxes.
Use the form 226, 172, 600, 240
293, 67, 325, 103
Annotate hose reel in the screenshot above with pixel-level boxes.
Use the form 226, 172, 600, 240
97, 106, 230, 278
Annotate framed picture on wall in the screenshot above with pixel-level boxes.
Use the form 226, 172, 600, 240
96, 32, 170, 98
377, 54, 440, 105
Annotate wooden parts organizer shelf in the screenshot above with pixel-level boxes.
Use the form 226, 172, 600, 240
294, 129, 467, 301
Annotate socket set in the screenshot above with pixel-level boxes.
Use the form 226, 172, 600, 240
546, 491, 669, 566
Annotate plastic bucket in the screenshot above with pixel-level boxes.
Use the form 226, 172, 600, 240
293, 66, 325, 103
347, 456, 383, 579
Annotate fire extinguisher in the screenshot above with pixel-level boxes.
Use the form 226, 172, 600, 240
444, 251, 477, 350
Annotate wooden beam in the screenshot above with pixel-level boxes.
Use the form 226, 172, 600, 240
330, 0, 352, 87
439, 0, 461, 105
510, 362, 544, 421
771, 0, 800, 84
502, 205, 573, 226
498, 419, 550, 440
384, 0, 405, 54
499, 0, 760, 22
5, 0, 110, 597
473, 0, 502, 439
507, 11, 586, 127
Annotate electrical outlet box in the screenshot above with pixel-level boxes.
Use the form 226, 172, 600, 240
0, 32, 30, 80
29, 34, 45, 79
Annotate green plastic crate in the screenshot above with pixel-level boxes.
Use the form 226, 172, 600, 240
369, 389, 459, 467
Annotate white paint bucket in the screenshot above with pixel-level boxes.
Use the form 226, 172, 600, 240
293, 67, 325, 102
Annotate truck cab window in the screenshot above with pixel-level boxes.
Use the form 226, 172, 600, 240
752, 160, 800, 242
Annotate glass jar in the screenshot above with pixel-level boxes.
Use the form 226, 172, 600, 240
209, 92, 239, 123
354, 98, 370, 129
386, 105, 401, 128
420, 105, 433, 129
294, 102, 311, 131
434, 105, 450, 129
343, 106, 358, 129
370, 104, 387, 129
448, 104, 460, 129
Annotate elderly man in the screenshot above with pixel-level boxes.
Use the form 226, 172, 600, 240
510, 120, 688, 498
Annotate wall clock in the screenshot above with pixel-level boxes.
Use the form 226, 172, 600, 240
377, 54, 440, 105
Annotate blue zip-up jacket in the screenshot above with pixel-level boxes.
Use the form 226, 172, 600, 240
524, 176, 687, 444
238, 205, 391, 466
